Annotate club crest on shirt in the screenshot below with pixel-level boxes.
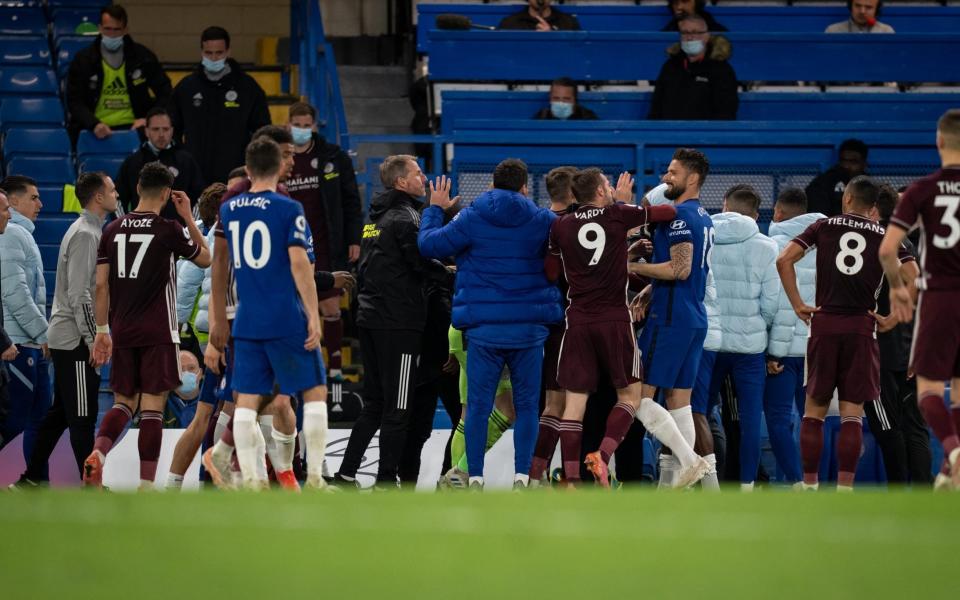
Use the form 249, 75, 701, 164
324, 162, 334, 174
311, 158, 319, 169
192, 92, 202, 107
296, 215, 307, 232
225, 90, 238, 102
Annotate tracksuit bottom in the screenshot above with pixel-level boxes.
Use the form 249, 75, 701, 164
762, 356, 804, 483
0, 347, 53, 470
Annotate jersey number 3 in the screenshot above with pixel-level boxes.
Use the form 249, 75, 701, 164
228, 220, 272, 269
934, 195, 960, 249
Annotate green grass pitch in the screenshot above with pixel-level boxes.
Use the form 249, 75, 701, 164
0, 488, 956, 599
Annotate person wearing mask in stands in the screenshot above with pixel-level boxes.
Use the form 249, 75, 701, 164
648, 15, 738, 121
533, 77, 598, 121
805, 139, 868, 218
116, 107, 205, 223
164, 350, 204, 428
826, 0, 894, 33
65, 5, 171, 143
499, 0, 580, 31
662, 0, 727, 33
170, 26, 271, 185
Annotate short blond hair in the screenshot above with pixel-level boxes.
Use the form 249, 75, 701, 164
379, 155, 417, 188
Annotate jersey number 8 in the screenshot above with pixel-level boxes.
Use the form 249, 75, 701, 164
835, 231, 866, 275
227, 220, 271, 269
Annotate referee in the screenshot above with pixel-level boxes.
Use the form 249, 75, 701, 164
13, 173, 118, 486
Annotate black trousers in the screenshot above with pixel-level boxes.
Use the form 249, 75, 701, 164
339, 328, 422, 483
865, 369, 932, 485
24, 344, 100, 480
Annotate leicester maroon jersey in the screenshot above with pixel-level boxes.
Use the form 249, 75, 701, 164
890, 167, 960, 291
549, 202, 652, 326
793, 213, 913, 335
97, 211, 200, 347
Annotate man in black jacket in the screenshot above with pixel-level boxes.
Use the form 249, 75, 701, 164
333, 155, 451, 489
648, 15, 738, 121
661, 0, 728, 32
170, 26, 271, 186
499, 0, 580, 31
804, 139, 869, 217
65, 5, 171, 143
286, 101, 362, 383
116, 107, 205, 223
0, 190, 15, 448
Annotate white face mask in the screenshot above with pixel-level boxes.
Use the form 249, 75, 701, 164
681, 39, 705, 57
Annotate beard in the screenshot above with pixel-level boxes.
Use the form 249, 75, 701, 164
664, 182, 685, 200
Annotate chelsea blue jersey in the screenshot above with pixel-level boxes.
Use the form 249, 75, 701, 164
647, 199, 714, 329
219, 190, 313, 340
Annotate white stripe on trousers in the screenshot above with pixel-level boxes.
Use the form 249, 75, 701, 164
397, 353, 411, 410
75, 361, 87, 418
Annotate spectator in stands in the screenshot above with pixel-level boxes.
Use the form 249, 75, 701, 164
804, 138, 868, 217
116, 107, 205, 222
826, 0, 894, 34
66, 5, 172, 143
499, 0, 580, 31
0, 190, 13, 448
164, 350, 203, 428
648, 15, 738, 121
286, 101, 363, 382
533, 77, 598, 121
170, 26, 271, 185
0, 176, 51, 466
662, 0, 727, 33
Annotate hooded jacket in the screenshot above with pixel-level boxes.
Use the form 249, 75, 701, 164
706, 212, 779, 355
648, 35, 738, 121
357, 189, 449, 331
66, 34, 171, 136
169, 59, 271, 185
767, 212, 826, 358
418, 188, 562, 348
0, 209, 47, 345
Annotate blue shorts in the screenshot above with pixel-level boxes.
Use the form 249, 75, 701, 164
232, 337, 327, 396
637, 324, 707, 390
691, 350, 718, 415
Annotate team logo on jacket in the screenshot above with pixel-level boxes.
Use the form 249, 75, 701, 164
324, 162, 334, 174
225, 90, 238, 102
132, 69, 142, 80
310, 158, 319, 169
192, 92, 203, 107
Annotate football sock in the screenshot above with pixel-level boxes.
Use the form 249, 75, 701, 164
639, 397, 698, 468
658, 454, 678, 488
213, 410, 231, 447
233, 408, 260, 486
558, 420, 583, 482
800, 416, 824, 486
323, 316, 343, 374
450, 419, 466, 469
599, 402, 637, 463
270, 427, 297, 473
740, 482, 755, 492
165, 473, 184, 490
258, 416, 281, 474
253, 422, 268, 481
918, 392, 960, 457
836, 416, 863, 488
701, 453, 720, 490
529, 415, 561, 480
93, 404, 133, 457
138, 410, 163, 485
455, 408, 512, 472
303, 402, 329, 480
669, 405, 696, 448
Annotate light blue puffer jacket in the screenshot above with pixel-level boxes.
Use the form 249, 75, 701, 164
0, 209, 47, 344
767, 212, 825, 358
703, 268, 722, 352
708, 212, 779, 354
176, 224, 214, 334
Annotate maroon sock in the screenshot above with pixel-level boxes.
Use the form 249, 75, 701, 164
323, 317, 343, 372
138, 410, 163, 483
558, 420, 583, 482
836, 417, 863, 487
800, 417, 824, 485
93, 404, 133, 456
221, 415, 235, 447
599, 402, 637, 464
529, 415, 561, 480
918, 392, 960, 457
951, 406, 960, 449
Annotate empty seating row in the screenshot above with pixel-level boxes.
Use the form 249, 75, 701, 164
0, 6, 101, 37
0, 35, 92, 77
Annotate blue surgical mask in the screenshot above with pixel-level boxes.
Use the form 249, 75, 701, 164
646, 183, 672, 207
176, 372, 199, 397
291, 126, 313, 146
202, 57, 226, 73
550, 101, 574, 120
681, 39, 705, 57
101, 35, 123, 52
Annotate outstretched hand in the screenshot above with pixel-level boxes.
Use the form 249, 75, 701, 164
429, 175, 458, 210
614, 172, 634, 203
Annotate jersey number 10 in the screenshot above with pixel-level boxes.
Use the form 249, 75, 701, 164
228, 220, 272, 269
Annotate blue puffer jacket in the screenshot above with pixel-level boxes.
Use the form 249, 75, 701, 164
418, 188, 562, 348
0, 209, 47, 345
767, 212, 825, 358
709, 212, 779, 355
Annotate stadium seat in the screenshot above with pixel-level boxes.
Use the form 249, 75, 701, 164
0, 67, 58, 95
54, 35, 90, 77
37, 183, 64, 212
0, 35, 51, 66
3, 126, 71, 159
47, 0, 109, 9
0, 96, 64, 131
34, 214, 74, 245
38, 243, 59, 269
42, 269, 55, 297
5, 155, 75, 184
0, 7, 46, 36
76, 128, 139, 156
78, 155, 123, 177
51, 9, 100, 39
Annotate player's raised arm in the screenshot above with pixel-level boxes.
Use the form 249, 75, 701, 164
879, 224, 914, 323
208, 235, 230, 354
289, 245, 322, 350
172, 190, 211, 268
629, 241, 693, 281
776, 240, 817, 324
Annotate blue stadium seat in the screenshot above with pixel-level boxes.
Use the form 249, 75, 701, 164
5, 155, 75, 184
3, 126, 71, 159
0, 67, 58, 95
0, 7, 46, 36
0, 97, 63, 131
54, 35, 90, 77
37, 184, 64, 212
47, 0, 109, 9
78, 155, 123, 177
51, 9, 100, 38
77, 129, 139, 156
0, 35, 51, 66
38, 243, 59, 269
34, 215, 74, 245
42, 269, 56, 296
